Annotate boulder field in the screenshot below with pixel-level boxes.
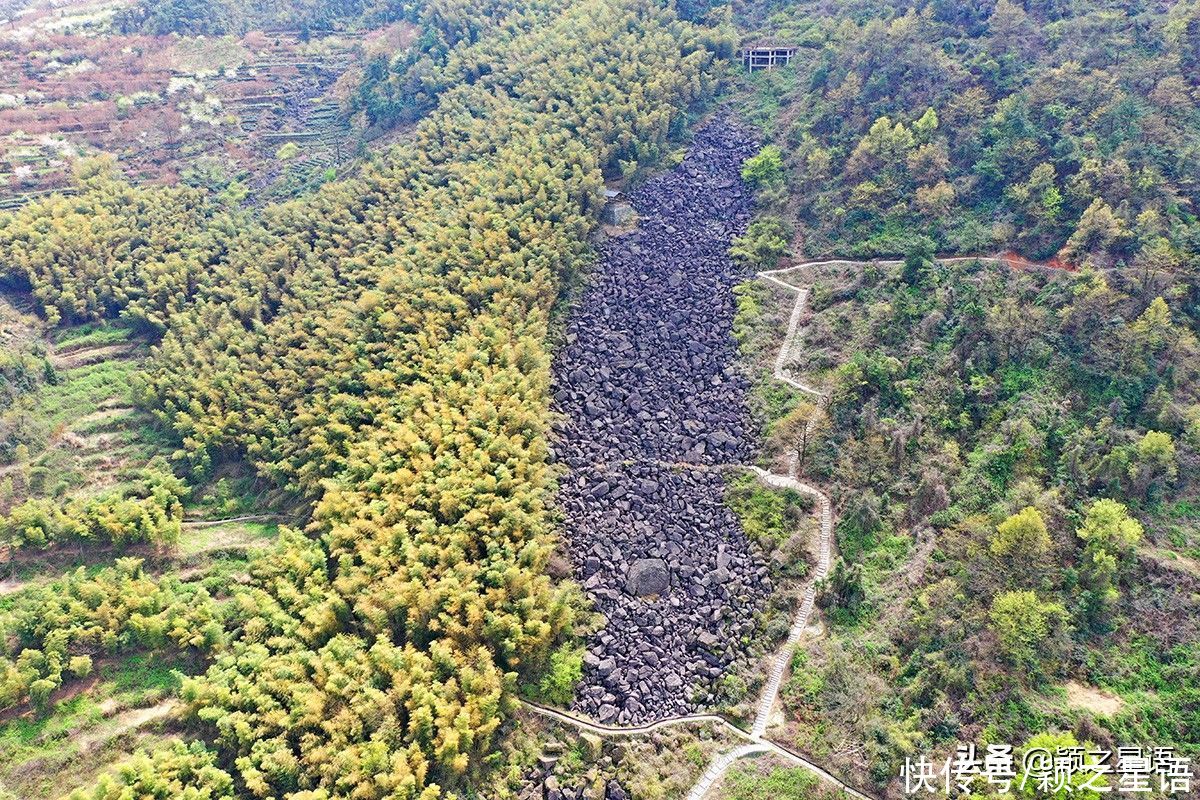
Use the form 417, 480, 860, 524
552, 119, 772, 723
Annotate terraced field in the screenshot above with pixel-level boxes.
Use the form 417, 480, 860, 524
0, 2, 415, 206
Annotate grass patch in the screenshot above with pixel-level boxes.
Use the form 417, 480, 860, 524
0, 652, 189, 798
2, 334, 174, 503
1152, 497, 1200, 557
520, 641, 583, 707
729, 279, 807, 435
726, 471, 813, 579
35, 359, 138, 429
20, 410, 170, 501
51, 323, 132, 350
733, 281, 769, 359
176, 520, 279, 558
1081, 637, 1200, 752
726, 65, 801, 136
723, 759, 825, 800
101, 652, 186, 698
726, 472, 813, 546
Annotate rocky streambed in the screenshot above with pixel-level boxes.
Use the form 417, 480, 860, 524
552, 118, 772, 724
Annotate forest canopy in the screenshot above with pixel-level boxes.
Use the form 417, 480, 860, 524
722, 1, 1200, 791
732, 0, 1200, 266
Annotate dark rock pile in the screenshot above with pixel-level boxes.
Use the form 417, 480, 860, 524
552, 118, 771, 723
519, 776, 631, 800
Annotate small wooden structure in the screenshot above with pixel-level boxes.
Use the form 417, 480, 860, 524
600, 185, 635, 228
739, 44, 798, 73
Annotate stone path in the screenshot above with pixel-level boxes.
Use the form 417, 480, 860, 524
670, 254, 1060, 796
674, 262, 846, 796
685, 744, 773, 800
521, 700, 742, 739
746, 464, 831, 738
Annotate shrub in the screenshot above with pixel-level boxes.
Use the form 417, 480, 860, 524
1076, 499, 1144, 631
536, 643, 583, 707
1077, 499, 1143, 555
989, 590, 1068, 677
991, 506, 1051, 563
730, 216, 792, 268
741, 144, 785, 187
66, 740, 235, 799
68, 655, 93, 679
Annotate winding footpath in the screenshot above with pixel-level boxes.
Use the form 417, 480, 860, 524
682, 261, 846, 799
745, 464, 831, 739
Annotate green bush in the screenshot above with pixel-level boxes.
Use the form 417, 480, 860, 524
990, 591, 1069, 678
730, 216, 792, 268
741, 144, 785, 187
536, 643, 584, 707
68, 655, 93, 679
66, 740, 235, 799
724, 763, 821, 800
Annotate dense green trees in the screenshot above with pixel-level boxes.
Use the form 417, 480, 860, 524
735, 0, 1200, 264
769, 251, 1200, 788
0, 466, 186, 551
0, 559, 220, 713
1076, 498, 1143, 631
65, 740, 235, 800
989, 589, 1069, 676
352, 0, 572, 127
0, 0, 722, 795
0, 166, 244, 332
113, 0, 400, 36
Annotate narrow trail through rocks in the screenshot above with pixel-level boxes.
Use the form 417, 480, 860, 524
743, 465, 830, 739
649, 257, 850, 799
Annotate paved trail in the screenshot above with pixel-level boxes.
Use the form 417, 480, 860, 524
745, 465, 831, 739
679, 260, 851, 798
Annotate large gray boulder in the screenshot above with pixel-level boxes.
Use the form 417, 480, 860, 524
626, 558, 670, 597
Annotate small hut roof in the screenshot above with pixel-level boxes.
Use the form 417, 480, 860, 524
740, 41, 799, 51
